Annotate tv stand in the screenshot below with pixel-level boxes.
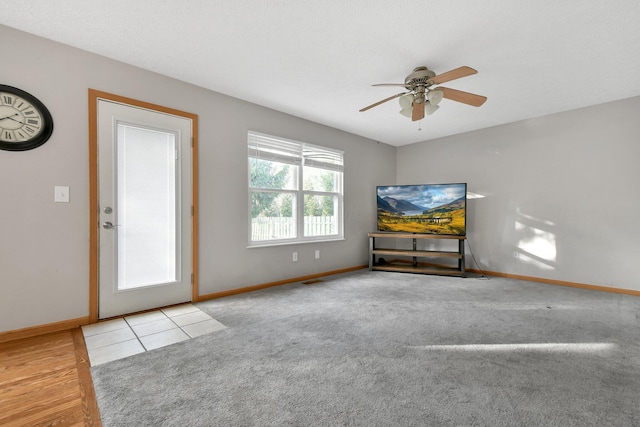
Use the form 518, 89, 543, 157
368, 232, 465, 277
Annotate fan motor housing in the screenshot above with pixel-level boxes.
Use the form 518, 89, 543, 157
404, 66, 436, 87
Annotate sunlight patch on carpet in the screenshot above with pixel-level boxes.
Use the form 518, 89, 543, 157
407, 342, 619, 354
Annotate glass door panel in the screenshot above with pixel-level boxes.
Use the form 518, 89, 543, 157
116, 123, 179, 290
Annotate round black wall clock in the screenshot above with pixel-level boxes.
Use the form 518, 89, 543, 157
0, 84, 54, 151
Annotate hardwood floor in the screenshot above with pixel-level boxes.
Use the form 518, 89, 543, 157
0, 329, 101, 426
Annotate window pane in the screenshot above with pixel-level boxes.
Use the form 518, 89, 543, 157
117, 124, 178, 289
248, 131, 344, 245
250, 158, 297, 190
304, 194, 337, 236
303, 166, 338, 192
251, 191, 296, 241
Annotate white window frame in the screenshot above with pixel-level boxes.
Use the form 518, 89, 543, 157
248, 131, 344, 247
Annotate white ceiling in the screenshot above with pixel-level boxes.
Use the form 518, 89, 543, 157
2, 1, 640, 146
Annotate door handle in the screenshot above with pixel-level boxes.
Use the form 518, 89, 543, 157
102, 222, 120, 229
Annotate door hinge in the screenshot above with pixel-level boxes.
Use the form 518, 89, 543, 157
175, 149, 179, 160
191, 273, 194, 284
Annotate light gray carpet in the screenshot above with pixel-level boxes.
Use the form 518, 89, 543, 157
91, 270, 640, 426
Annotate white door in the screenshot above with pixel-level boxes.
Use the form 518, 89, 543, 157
97, 99, 193, 319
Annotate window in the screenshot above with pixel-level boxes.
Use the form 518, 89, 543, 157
248, 131, 344, 246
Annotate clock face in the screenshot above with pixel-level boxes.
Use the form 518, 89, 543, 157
0, 85, 54, 151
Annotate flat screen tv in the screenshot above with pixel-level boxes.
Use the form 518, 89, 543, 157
377, 183, 467, 236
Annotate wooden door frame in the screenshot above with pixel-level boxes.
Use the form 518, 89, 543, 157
88, 89, 199, 323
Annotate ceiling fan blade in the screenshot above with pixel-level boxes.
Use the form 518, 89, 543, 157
438, 86, 487, 107
359, 92, 407, 112
412, 102, 425, 121
372, 83, 411, 87
429, 66, 477, 85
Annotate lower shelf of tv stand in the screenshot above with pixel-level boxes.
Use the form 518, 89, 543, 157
371, 263, 464, 277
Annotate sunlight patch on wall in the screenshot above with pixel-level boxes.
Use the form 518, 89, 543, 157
466, 192, 486, 199
515, 210, 557, 270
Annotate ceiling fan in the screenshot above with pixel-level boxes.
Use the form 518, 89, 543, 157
359, 66, 487, 121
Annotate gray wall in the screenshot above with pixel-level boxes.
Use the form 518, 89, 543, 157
0, 25, 396, 333
397, 96, 640, 291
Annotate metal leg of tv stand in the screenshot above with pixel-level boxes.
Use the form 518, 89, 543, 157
459, 239, 466, 277
369, 237, 374, 270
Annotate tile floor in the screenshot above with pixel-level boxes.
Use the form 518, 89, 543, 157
81, 304, 226, 366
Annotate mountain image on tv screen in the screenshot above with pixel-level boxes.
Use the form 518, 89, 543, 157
376, 183, 466, 235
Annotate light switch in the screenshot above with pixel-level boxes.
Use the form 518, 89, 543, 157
54, 186, 70, 203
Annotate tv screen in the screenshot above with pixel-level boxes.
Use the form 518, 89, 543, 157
377, 183, 467, 235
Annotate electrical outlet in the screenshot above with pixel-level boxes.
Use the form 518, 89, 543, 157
293, 252, 298, 262
315, 250, 320, 259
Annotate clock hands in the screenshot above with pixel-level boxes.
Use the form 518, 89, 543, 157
0, 113, 24, 124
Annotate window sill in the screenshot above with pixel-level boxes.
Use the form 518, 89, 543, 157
247, 237, 345, 249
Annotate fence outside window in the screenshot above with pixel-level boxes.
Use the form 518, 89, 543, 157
251, 216, 337, 241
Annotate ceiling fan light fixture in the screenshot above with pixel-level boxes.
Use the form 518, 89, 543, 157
424, 101, 439, 116
399, 93, 414, 118
398, 94, 413, 109
427, 89, 444, 106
